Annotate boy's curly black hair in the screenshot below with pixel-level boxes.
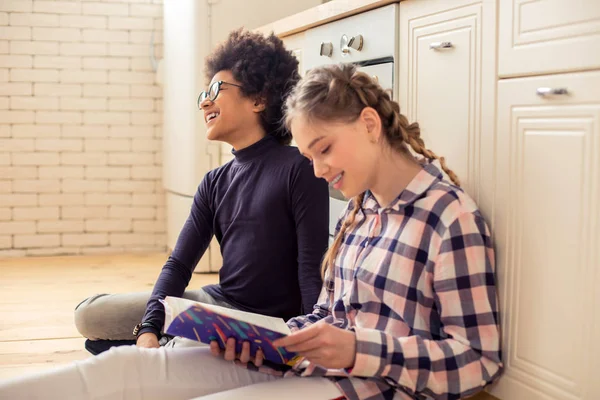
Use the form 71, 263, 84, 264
205, 28, 300, 145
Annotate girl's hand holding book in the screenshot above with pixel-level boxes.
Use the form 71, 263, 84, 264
210, 337, 265, 367
272, 321, 356, 369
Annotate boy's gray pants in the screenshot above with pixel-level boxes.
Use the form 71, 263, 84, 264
74, 288, 236, 343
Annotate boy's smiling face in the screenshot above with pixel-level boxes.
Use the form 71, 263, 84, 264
199, 70, 265, 149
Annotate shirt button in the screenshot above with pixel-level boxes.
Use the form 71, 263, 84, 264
481, 380, 486, 386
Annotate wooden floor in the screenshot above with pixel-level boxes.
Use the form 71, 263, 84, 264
0, 253, 218, 381
0, 253, 497, 399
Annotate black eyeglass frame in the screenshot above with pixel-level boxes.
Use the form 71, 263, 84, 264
197, 81, 244, 109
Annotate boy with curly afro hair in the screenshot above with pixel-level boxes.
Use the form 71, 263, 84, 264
205, 28, 299, 145
74, 29, 330, 354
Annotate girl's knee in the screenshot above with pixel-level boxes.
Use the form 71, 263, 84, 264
94, 344, 149, 373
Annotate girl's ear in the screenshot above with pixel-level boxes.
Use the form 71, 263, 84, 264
361, 107, 382, 143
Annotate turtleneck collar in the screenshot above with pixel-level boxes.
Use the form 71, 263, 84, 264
231, 135, 279, 163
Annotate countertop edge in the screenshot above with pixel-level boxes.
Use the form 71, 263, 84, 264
254, 0, 400, 38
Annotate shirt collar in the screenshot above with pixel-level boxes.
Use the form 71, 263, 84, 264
361, 159, 446, 213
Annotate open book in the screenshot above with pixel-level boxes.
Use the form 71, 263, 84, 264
160, 296, 301, 367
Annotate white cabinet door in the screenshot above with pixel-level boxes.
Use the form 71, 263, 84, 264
491, 70, 600, 400
282, 31, 307, 149
399, 0, 497, 222
282, 31, 306, 77
499, 0, 600, 77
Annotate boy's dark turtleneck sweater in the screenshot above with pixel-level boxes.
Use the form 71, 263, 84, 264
141, 135, 330, 336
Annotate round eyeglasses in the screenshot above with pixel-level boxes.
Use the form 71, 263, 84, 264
197, 81, 244, 109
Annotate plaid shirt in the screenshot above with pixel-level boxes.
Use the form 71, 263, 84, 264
282, 160, 503, 400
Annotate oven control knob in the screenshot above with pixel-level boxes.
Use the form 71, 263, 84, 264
340, 34, 363, 56
320, 42, 333, 57
348, 34, 363, 51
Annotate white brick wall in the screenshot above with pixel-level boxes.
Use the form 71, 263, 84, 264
0, 0, 165, 257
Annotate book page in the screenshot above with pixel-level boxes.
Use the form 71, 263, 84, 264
162, 296, 291, 335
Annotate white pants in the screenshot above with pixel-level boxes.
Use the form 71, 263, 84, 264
0, 345, 342, 400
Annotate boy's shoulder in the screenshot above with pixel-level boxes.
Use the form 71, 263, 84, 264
195, 159, 236, 193
205, 158, 235, 179
270, 143, 308, 164
259, 143, 313, 176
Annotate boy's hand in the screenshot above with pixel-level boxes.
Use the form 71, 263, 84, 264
210, 337, 265, 367
136, 332, 160, 348
272, 321, 356, 369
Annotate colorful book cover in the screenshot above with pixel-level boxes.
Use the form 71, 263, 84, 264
161, 296, 301, 367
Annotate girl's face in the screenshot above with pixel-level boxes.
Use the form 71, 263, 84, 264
291, 109, 382, 199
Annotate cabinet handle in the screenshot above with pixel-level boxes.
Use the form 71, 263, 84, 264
429, 41, 453, 50
536, 87, 569, 97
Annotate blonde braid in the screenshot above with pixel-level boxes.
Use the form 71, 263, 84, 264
321, 192, 365, 278
349, 72, 460, 187
403, 121, 460, 186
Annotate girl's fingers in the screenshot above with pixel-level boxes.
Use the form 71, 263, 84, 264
273, 326, 320, 348
254, 348, 264, 367
283, 336, 322, 354
239, 341, 251, 363
224, 337, 236, 361
209, 340, 222, 357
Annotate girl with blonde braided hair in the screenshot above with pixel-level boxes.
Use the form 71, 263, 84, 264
270, 63, 503, 399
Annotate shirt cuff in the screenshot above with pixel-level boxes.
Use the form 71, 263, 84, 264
138, 326, 161, 339
350, 327, 386, 378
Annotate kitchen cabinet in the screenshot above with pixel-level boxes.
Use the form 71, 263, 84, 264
282, 31, 307, 76
498, 0, 600, 78
281, 31, 307, 149
399, 1, 600, 398
399, 0, 497, 221
490, 69, 600, 400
